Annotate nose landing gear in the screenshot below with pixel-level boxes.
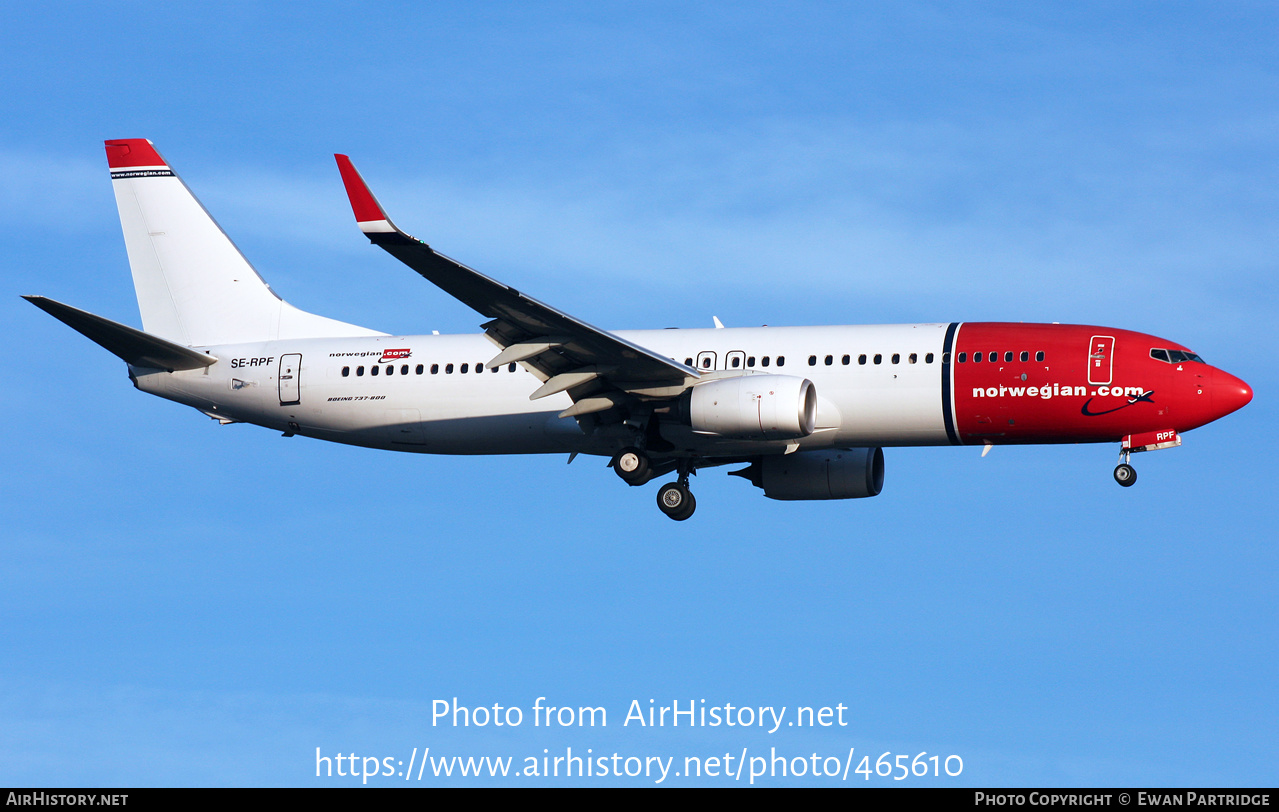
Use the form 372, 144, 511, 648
1114, 449, 1137, 487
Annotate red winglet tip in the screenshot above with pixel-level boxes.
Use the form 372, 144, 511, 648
105, 139, 167, 169
334, 154, 388, 223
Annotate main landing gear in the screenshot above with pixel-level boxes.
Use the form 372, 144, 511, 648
656, 462, 697, 521
1114, 449, 1137, 487
611, 446, 650, 486
611, 447, 699, 520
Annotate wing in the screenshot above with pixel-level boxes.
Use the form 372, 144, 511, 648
335, 155, 699, 417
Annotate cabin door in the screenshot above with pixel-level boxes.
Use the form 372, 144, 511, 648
278, 354, 302, 405
1087, 337, 1114, 386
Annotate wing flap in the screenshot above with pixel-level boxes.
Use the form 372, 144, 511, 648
486, 337, 570, 369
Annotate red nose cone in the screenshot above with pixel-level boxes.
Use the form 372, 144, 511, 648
1213, 370, 1253, 418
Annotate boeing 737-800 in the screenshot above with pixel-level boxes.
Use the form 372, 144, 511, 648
24, 139, 1253, 520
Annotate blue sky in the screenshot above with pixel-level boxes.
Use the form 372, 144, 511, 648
2, 2, 1275, 787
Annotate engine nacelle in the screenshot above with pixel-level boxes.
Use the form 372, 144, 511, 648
682, 375, 817, 440
733, 448, 885, 500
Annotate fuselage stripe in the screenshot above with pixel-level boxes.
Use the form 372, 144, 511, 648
942, 322, 961, 445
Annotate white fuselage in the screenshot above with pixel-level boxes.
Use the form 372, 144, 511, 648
39, 139, 1248, 519
135, 323, 953, 458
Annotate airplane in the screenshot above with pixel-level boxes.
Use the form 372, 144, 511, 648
24, 139, 1253, 521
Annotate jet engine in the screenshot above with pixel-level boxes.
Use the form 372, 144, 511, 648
731, 448, 885, 500
680, 375, 817, 440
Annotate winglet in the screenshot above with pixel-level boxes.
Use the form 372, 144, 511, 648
335, 154, 397, 235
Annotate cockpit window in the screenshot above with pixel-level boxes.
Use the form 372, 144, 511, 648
1151, 348, 1205, 364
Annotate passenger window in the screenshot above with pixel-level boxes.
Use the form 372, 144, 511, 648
357, 366, 365, 376
508, 363, 517, 372
1036, 351, 1045, 362
747, 356, 756, 367
842, 354, 850, 365
431, 364, 439, 374
891, 353, 900, 364
1004, 351, 1013, 362
809, 355, 817, 366
874, 354, 882, 365
416, 364, 424, 375
461, 363, 469, 373
777, 356, 785, 367
824, 355, 833, 366
909, 353, 917, 364
371, 365, 380, 376
731, 356, 741, 368
446, 364, 454, 374
1020, 351, 1028, 362
973, 352, 981, 363
342, 366, 350, 377
476, 363, 484, 373
762, 356, 770, 367
402, 365, 410, 375
940, 352, 948, 363
684, 358, 693, 366
926, 353, 935, 364
858, 354, 867, 365
490, 364, 499, 372
385, 365, 393, 376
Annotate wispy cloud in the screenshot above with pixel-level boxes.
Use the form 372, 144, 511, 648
6, 103, 1273, 335
195, 116, 1277, 321
0, 151, 115, 233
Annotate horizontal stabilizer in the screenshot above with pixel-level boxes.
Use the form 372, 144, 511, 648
24, 295, 217, 371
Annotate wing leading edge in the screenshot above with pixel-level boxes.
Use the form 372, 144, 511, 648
334, 155, 699, 418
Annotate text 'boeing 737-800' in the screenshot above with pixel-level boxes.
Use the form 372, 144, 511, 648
24, 139, 1253, 520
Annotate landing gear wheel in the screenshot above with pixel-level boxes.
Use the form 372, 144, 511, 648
657, 482, 696, 521
612, 447, 650, 486
1113, 463, 1137, 487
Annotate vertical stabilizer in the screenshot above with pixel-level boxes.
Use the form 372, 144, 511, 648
106, 139, 383, 345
